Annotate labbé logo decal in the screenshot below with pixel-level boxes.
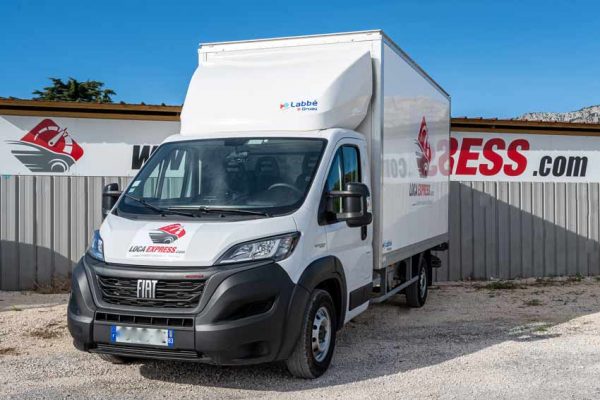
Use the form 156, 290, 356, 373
8, 119, 84, 173
279, 99, 318, 111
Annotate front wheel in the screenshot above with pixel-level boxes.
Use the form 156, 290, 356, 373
285, 289, 337, 379
405, 256, 428, 307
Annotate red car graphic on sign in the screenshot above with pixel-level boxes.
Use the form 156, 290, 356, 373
148, 224, 186, 244
415, 117, 432, 178
8, 119, 84, 173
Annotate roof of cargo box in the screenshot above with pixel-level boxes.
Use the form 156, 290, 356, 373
199, 30, 383, 50
181, 30, 449, 135
198, 30, 449, 99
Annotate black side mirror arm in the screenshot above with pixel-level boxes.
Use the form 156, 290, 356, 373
327, 182, 372, 228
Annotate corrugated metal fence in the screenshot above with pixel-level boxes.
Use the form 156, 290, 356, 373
434, 181, 600, 281
2, 176, 599, 290
0, 175, 129, 290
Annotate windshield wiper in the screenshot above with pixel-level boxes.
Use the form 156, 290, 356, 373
171, 206, 270, 217
123, 194, 196, 217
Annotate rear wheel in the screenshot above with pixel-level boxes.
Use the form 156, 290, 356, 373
285, 289, 337, 379
406, 256, 428, 308
97, 353, 134, 364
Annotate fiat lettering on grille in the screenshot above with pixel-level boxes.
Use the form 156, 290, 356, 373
137, 279, 158, 299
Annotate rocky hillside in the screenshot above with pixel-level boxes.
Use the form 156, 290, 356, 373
517, 105, 600, 123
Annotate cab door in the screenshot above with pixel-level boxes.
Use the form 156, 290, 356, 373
321, 139, 373, 321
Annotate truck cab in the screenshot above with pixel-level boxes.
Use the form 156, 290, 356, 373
68, 31, 449, 378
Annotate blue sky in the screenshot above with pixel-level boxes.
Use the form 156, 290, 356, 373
1, 0, 598, 118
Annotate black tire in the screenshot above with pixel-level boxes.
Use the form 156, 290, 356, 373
426, 265, 433, 287
406, 256, 428, 308
285, 289, 337, 379
97, 353, 134, 364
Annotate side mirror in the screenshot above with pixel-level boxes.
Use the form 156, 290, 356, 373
327, 182, 373, 227
102, 183, 122, 219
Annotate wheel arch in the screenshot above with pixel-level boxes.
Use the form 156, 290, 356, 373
297, 256, 347, 330
277, 256, 348, 361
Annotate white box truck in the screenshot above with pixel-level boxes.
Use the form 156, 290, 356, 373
68, 30, 450, 378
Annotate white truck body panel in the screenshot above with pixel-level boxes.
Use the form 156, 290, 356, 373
181, 43, 372, 134
101, 212, 298, 267
178, 30, 450, 271
379, 41, 450, 268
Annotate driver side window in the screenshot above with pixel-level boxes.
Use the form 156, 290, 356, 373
322, 145, 361, 220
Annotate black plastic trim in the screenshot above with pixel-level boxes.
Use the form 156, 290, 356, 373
349, 282, 372, 310
83, 254, 275, 315
68, 256, 304, 365
274, 256, 349, 360
92, 344, 206, 362
95, 312, 194, 328
296, 256, 347, 329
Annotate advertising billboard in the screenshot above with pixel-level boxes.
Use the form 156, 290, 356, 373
0, 115, 178, 176
450, 131, 596, 182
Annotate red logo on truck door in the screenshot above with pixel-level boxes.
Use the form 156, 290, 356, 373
8, 119, 84, 173
409, 117, 434, 198
415, 117, 432, 178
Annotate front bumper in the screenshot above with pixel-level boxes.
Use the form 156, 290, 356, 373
67, 255, 308, 365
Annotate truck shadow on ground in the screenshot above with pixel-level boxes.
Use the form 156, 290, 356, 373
138, 285, 597, 391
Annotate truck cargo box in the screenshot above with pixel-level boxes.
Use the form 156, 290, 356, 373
182, 31, 450, 270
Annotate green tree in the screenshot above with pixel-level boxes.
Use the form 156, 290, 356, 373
32, 77, 116, 103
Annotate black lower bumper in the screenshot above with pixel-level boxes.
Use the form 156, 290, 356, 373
67, 255, 308, 365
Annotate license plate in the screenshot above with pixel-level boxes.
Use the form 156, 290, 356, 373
110, 326, 174, 347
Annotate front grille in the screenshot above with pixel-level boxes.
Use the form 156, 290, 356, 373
97, 275, 204, 308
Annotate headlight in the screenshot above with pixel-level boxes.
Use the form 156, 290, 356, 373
217, 232, 300, 264
88, 230, 104, 261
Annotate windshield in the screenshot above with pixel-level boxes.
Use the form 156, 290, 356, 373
117, 137, 326, 218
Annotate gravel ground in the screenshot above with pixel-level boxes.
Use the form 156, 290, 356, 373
2, 278, 600, 399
